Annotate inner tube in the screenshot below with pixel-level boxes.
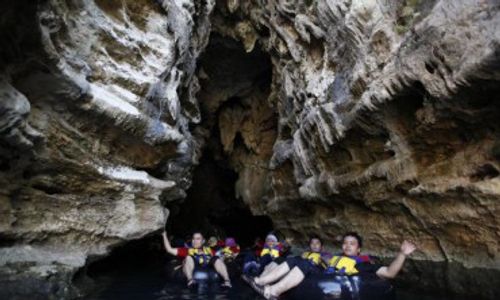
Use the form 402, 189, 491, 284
284, 274, 395, 300
193, 269, 219, 283
165, 260, 220, 294
165, 260, 219, 285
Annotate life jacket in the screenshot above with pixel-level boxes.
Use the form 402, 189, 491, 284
221, 246, 240, 258
260, 245, 280, 258
302, 251, 327, 268
327, 256, 360, 275
188, 247, 213, 266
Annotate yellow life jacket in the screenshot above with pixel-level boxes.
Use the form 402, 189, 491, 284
302, 251, 327, 268
188, 247, 213, 266
221, 246, 240, 257
260, 246, 280, 258
327, 256, 359, 275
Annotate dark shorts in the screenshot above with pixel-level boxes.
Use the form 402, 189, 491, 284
286, 256, 324, 276
274, 256, 286, 264
257, 254, 285, 274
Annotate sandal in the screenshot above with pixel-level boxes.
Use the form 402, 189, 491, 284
221, 280, 232, 288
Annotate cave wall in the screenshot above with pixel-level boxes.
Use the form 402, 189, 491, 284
0, 0, 213, 297
0, 0, 499, 298
209, 0, 500, 298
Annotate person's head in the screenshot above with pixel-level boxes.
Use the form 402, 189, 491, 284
342, 232, 363, 256
208, 236, 218, 247
309, 235, 323, 252
191, 231, 205, 248
265, 233, 278, 247
225, 237, 237, 247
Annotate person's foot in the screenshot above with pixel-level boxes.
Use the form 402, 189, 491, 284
221, 280, 232, 288
251, 282, 266, 297
186, 279, 195, 288
241, 274, 252, 284
250, 277, 263, 291
263, 286, 278, 300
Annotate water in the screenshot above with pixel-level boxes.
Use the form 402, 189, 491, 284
84, 238, 469, 300
85, 256, 466, 300
86, 256, 259, 300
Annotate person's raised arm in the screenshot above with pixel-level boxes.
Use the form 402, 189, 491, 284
376, 240, 416, 279
162, 231, 178, 256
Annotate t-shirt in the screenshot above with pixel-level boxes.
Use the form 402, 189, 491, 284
351, 255, 382, 274
355, 261, 382, 274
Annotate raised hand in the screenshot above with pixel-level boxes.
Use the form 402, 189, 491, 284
400, 240, 417, 256
162, 230, 178, 256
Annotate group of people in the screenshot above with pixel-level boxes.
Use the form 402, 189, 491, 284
161, 230, 416, 299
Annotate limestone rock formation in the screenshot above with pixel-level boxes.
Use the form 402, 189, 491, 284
0, 0, 213, 297
209, 0, 500, 298
1, 0, 499, 299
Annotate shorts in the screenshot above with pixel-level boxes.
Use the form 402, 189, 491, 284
286, 256, 324, 276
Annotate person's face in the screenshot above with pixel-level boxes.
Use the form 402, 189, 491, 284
265, 239, 276, 247
208, 237, 217, 247
342, 236, 360, 256
309, 238, 322, 252
192, 233, 204, 248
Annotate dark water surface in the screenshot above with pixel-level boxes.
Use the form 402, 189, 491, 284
85, 255, 467, 300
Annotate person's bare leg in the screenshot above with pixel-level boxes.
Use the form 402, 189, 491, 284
213, 258, 231, 282
265, 267, 305, 298
255, 261, 290, 285
259, 262, 278, 277
182, 256, 195, 282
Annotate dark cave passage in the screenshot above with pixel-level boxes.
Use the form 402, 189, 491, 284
86, 33, 277, 280
167, 148, 274, 248
166, 32, 275, 247
81, 32, 278, 299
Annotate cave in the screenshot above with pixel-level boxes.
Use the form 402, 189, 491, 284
81, 32, 278, 299
164, 32, 275, 247
1, 1, 500, 300
167, 148, 274, 248
88, 29, 276, 258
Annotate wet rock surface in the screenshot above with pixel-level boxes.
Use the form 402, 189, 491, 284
208, 1, 500, 297
0, 0, 213, 297
1, 0, 499, 299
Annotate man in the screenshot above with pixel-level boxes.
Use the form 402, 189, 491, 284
162, 231, 232, 288
255, 232, 417, 299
